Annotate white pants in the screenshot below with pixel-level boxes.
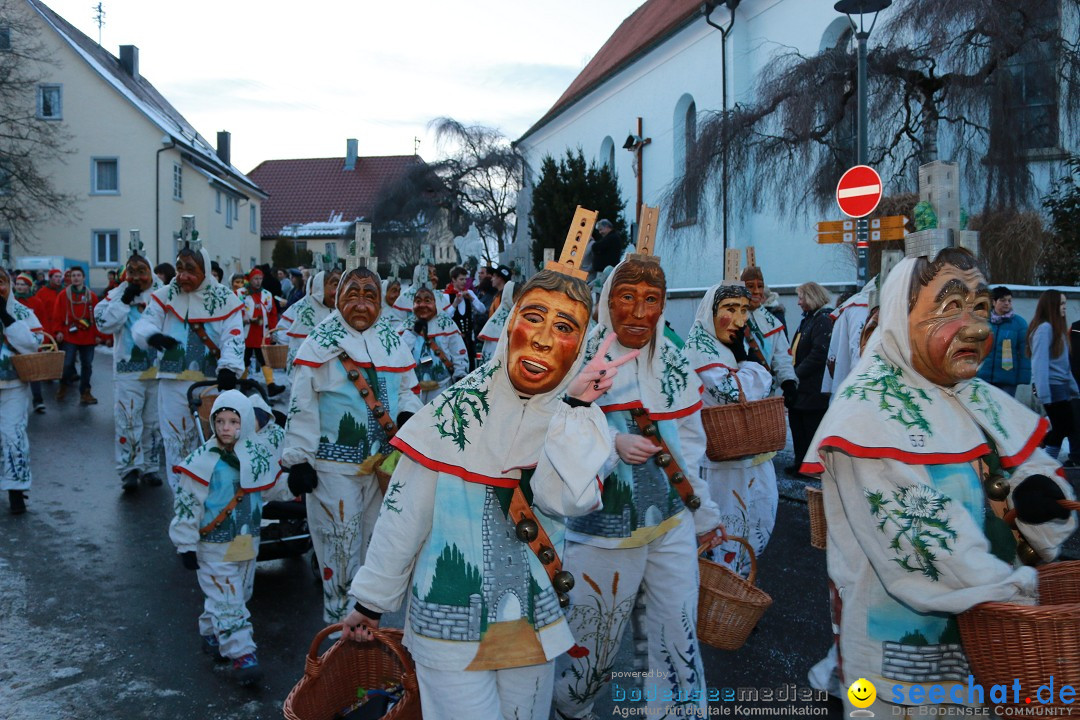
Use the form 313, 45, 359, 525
114, 377, 161, 476
416, 660, 554, 720
307, 466, 383, 623
702, 459, 778, 577
0, 385, 31, 491
195, 548, 257, 660
554, 514, 707, 719
158, 379, 199, 493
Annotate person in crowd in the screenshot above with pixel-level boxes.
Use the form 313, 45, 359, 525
230, 273, 246, 294
274, 267, 340, 372
554, 256, 721, 720
209, 261, 223, 285
788, 282, 833, 474
740, 266, 796, 402
170, 390, 284, 686
285, 269, 306, 309
342, 267, 625, 720
154, 263, 176, 286
821, 278, 875, 396
1029, 289, 1080, 465
801, 248, 1076, 716
277, 268, 293, 298
398, 285, 468, 403
52, 266, 100, 406
1072, 317, 1080, 389
105, 270, 120, 294
13, 273, 46, 413
94, 246, 164, 492
380, 278, 407, 326
977, 286, 1030, 397
0, 268, 44, 514
472, 265, 496, 320
133, 244, 244, 493
240, 268, 284, 397
477, 277, 519, 365
685, 282, 775, 577
281, 267, 423, 623
446, 265, 486, 371
588, 219, 624, 278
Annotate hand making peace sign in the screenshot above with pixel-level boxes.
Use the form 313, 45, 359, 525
566, 333, 638, 404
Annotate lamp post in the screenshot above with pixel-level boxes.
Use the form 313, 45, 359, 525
835, 0, 891, 289
703, 0, 740, 258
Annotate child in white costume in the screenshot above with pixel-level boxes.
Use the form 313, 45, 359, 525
684, 283, 776, 577
554, 258, 722, 720
281, 267, 423, 623
94, 250, 164, 492
274, 269, 340, 374
170, 390, 284, 686
343, 268, 629, 720
0, 268, 44, 514
133, 246, 245, 493
801, 250, 1076, 715
397, 285, 469, 404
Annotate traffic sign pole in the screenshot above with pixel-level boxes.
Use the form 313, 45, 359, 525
856, 218, 869, 286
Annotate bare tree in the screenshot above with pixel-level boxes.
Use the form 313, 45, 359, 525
0, 0, 79, 250
676, 0, 1080, 224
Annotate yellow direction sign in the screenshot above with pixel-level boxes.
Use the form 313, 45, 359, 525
817, 220, 855, 233
870, 227, 906, 242
869, 215, 906, 230
816, 232, 854, 244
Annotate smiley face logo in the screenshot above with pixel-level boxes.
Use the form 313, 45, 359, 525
847, 678, 877, 709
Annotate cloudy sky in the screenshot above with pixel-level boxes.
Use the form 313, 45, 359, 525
47, 0, 644, 172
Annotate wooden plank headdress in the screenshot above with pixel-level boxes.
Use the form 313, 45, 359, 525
627, 204, 660, 263
544, 206, 595, 280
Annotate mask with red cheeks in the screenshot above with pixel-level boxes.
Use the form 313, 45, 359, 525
609, 281, 664, 349
125, 259, 153, 292
338, 273, 381, 332
413, 290, 437, 321
713, 296, 750, 344
908, 266, 992, 386
506, 288, 589, 395
323, 271, 342, 309
175, 252, 206, 292
385, 282, 401, 308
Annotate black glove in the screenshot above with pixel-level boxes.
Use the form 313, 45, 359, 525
0, 307, 14, 328
216, 368, 238, 391
120, 283, 141, 305
287, 462, 318, 496
1012, 474, 1070, 524
724, 337, 748, 364
147, 333, 179, 351
781, 380, 798, 409
413, 319, 427, 336
396, 412, 414, 429
180, 551, 199, 571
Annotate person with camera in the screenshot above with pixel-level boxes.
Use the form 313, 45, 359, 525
51, 266, 100, 406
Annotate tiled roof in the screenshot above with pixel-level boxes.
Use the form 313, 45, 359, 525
27, 0, 264, 197
247, 155, 420, 239
519, 0, 703, 142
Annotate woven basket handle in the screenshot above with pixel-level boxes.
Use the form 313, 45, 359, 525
1002, 498, 1080, 526
37, 332, 59, 352
729, 368, 747, 405
303, 624, 416, 681
699, 535, 758, 584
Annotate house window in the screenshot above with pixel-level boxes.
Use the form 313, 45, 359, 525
600, 136, 615, 169
673, 93, 698, 225
172, 163, 183, 200
1001, 4, 1060, 150
249, 205, 256, 233
225, 197, 236, 228
0, 230, 10, 265
0, 27, 11, 51
92, 230, 120, 266
233, 199, 240, 221
91, 158, 118, 194
215, 189, 221, 213
37, 84, 61, 120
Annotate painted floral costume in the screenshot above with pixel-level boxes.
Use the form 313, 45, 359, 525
0, 293, 43, 493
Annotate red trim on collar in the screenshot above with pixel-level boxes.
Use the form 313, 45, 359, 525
800, 461, 825, 475
291, 358, 417, 372
829, 302, 868, 320
174, 466, 210, 486
763, 325, 784, 338
153, 294, 242, 323
478, 333, 499, 342
389, 436, 521, 488
694, 362, 736, 373
998, 417, 1048, 469
286, 331, 307, 338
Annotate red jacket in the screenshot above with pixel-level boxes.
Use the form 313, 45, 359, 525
33, 285, 63, 335
242, 288, 278, 348
52, 286, 99, 345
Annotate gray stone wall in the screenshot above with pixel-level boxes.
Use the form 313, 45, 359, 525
316, 442, 365, 464
568, 504, 632, 537
481, 490, 531, 624
880, 642, 970, 683
533, 586, 564, 629
409, 594, 482, 642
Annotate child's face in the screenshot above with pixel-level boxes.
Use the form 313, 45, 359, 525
214, 409, 242, 449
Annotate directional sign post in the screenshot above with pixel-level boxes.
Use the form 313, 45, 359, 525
836, 165, 883, 289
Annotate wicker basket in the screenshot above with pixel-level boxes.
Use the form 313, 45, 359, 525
806, 486, 826, 550
12, 333, 64, 382
697, 536, 773, 650
958, 557, 1080, 710
263, 343, 289, 369
283, 625, 422, 720
701, 374, 787, 462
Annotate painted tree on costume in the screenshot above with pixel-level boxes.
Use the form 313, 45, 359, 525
966, 381, 1008, 439
310, 317, 346, 349
433, 361, 498, 451
866, 484, 957, 581
842, 356, 933, 434
425, 543, 482, 606
376, 319, 399, 355
659, 344, 690, 409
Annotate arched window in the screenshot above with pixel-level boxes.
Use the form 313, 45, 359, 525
673, 93, 698, 224
600, 136, 615, 170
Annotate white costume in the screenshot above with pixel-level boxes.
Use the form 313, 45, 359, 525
94, 274, 163, 481
802, 259, 1076, 713
0, 291, 43, 493
349, 282, 609, 720
684, 284, 776, 577
554, 262, 720, 720
820, 280, 873, 395
282, 287, 423, 623
170, 390, 283, 660
747, 305, 795, 392
477, 281, 515, 365
274, 271, 333, 374
133, 248, 244, 493
397, 310, 469, 404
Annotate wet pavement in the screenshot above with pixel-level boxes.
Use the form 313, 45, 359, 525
1, 352, 1075, 719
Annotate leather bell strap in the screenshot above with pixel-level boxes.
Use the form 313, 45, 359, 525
629, 407, 701, 512
508, 484, 573, 600
191, 323, 221, 358
426, 336, 454, 375
338, 355, 398, 439
199, 488, 246, 536
977, 435, 1038, 566
743, 325, 772, 374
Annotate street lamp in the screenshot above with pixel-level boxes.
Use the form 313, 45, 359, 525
834, 0, 891, 289
703, 0, 740, 256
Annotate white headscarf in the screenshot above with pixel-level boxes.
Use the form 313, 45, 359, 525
683, 283, 750, 373
150, 248, 242, 322
2, 268, 40, 330
175, 390, 280, 491
478, 280, 515, 343
104, 257, 162, 306
803, 258, 1044, 473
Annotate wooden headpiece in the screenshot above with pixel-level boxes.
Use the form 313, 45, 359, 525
628, 204, 660, 262
544, 206, 595, 280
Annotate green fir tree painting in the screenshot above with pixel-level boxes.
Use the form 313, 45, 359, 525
336, 412, 367, 447
425, 543, 482, 606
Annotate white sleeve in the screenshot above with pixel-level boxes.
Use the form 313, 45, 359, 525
530, 402, 609, 517
132, 297, 165, 350
281, 364, 321, 467
1009, 448, 1078, 562
446, 332, 469, 380
169, 475, 209, 554
215, 310, 245, 375
397, 370, 423, 415
469, 294, 486, 314
93, 295, 130, 336
274, 310, 294, 344
3, 316, 43, 355
698, 362, 773, 404
349, 456, 436, 614
678, 411, 721, 534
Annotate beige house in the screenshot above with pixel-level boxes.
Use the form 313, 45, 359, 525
9, 0, 265, 287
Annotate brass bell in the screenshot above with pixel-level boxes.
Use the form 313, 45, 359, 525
346, 369, 360, 381
515, 518, 539, 543
538, 545, 556, 565
984, 475, 1010, 502
359, 387, 369, 397
655, 453, 671, 468
552, 570, 575, 593
643, 424, 658, 437
629, 407, 646, 417
383, 421, 396, 433
671, 472, 686, 484
1017, 540, 1040, 566
558, 592, 570, 608
686, 494, 702, 510
372, 405, 386, 418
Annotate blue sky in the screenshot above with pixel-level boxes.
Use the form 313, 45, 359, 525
46, 0, 644, 172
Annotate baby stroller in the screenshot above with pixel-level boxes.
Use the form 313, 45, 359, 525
186, 379, 315, 569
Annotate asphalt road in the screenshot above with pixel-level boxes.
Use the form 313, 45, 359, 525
1, 352, 1074, 719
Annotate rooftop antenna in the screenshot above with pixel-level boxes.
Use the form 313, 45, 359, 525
413, 136, 421, 156
92, 2, 105, 45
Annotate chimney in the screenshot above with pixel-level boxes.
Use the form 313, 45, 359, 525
216, 131, 231, 166
119, 45, 139, 79
344, 138, 358, 171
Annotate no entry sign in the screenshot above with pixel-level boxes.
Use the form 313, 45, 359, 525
836, 165, 883, 218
